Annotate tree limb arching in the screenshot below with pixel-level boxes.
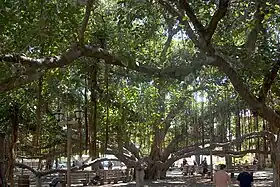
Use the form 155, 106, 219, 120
172, 130, 275, 160
0, 45, 211, 92
214, 54, 280, 128
161, 0, 280, 129
15, 157, 121, 177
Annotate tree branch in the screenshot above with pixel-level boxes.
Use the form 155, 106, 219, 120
160, 26, 181, 61
0, 45, 210, 92
124, 142, 142, 159
104, 148, 137, 168
258, 60, 280, 103
173, 130, 275, 159
205, 0, 230, 42
213, 53, 280, 129
162, 134, 185, 160
79, 0, 95, 45
178, 0, 205, 36
15, 157, 122, 177
185, 149, 268, 158
244, 1, 265, 52
158, 0, 199, 46
0, 70, 46, 92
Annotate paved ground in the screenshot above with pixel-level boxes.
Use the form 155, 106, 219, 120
98, 169, 273, 187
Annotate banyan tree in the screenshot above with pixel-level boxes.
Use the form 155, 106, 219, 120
1, 0, 280, 186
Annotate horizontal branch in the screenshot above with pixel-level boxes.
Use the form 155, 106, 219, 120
0, 44, 210, 92
187, 149, 268, 158
172, 131, 275, 160
15, 157, 121, 177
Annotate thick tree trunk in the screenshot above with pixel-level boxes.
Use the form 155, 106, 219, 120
135, 164, 145, 187
271, 135, 280, 187
146, 136, 164, 180
145, 162, 161, 180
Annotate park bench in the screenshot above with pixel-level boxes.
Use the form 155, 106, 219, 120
95, 169, 128, 185
52, 170, 96, 186
226, 165, 257, 177
49, 169, 133, 186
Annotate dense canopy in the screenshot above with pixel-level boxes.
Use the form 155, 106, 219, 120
1, 0, 280, 186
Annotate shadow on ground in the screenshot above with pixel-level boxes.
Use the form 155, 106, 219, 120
99, 169, 273, 187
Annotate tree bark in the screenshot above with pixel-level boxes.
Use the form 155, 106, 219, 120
89, 64, 98, 159
6, 104, 19, 187
272, 134, 280, 187
0, 133, 5, 186
235, 108, 241, 151
34, 77, 43, 154
84, 75, 89, 152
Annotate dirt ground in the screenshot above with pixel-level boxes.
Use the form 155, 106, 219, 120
98, 169, 273, 187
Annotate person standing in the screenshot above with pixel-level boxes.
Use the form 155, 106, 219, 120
108, 161, 113, 170
202, 157, 208, 176
237, 166, 253, 187
213, 164, 231, 187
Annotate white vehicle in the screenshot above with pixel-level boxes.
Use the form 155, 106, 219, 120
101, 160, 127, 170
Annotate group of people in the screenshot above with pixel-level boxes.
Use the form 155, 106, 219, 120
181, 158, 208, 176
214, 164, 253, 187
181, 157, 255, 186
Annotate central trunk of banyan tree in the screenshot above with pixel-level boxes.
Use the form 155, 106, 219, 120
144, 140, 173, 180
144, 160, 170, 180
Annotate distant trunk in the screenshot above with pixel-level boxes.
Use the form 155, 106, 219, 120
6, 104, 19, 187
34, 77, 43, 153
235, 108, 241, 151
104, 64, 110, 153
84, 75, 89, 152
0, 133, 5, 186
89, 64, 98, 159
225, 153, 232, 169
194, 155, 199, 165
